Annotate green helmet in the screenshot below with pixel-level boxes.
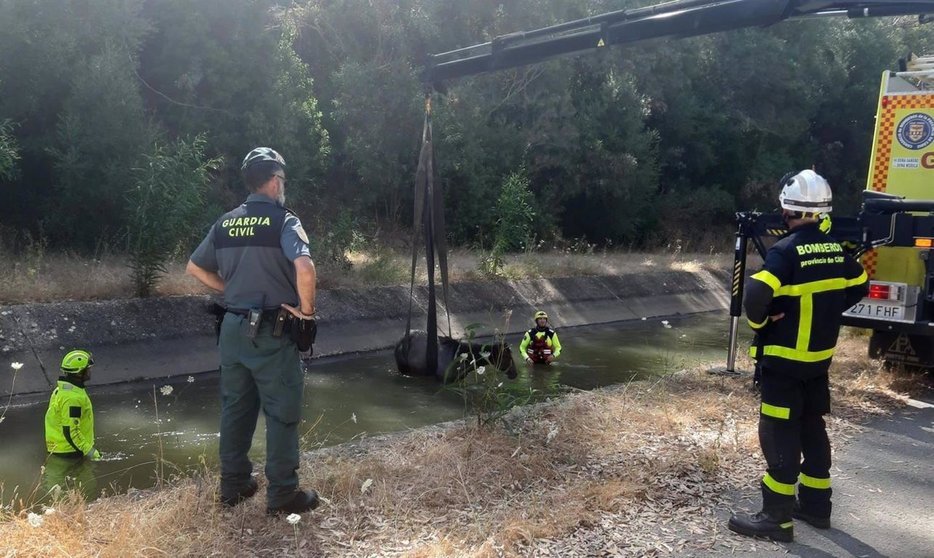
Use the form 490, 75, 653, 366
241, 147, 286, 171
534, 311, 549, 320
61, 350, 94, 374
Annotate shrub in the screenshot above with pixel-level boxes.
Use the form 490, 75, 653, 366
127, 136, 219, 297
477, 170, 536, 277
494, 170, 536, 252
444, 324, 533, 427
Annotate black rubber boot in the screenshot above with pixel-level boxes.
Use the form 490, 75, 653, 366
220, 477, 258, 507
267, 489, 320, 516
793, 501, 831, 529
728, 510, 794, 542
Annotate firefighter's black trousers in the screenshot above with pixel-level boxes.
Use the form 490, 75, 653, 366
758, 366, 833, 518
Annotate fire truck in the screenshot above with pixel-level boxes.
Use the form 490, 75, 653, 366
840, 55, 934, 366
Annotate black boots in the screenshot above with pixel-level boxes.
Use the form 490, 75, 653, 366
220, 477, 258, 507
729, 499, 831, 542
728, 509, 794, 543
221, 481, 320, 515
267, 489, 320, 516
793, 501, 831, 529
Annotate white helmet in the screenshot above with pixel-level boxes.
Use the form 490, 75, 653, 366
779, 170, 832, 214
241, 147, 286, 171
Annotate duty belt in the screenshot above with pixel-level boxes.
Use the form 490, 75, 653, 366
226, 308, 282, 322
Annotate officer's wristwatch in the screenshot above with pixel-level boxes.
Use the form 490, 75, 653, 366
299, 309, 316, 320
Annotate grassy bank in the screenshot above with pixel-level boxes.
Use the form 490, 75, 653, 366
0, 333, 924, 557
0, 248, 730, 305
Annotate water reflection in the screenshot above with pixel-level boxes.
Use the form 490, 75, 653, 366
527, 363, 563, 396
41, 455, 98, 501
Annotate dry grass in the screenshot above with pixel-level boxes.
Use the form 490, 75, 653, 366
0, 250, 210, 304
0, 249, 730, 304
426, 250, 729, 286
1, 338, 922, 557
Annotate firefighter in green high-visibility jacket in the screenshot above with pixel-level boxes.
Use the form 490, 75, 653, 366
45, 350, 101, 461
520, 311, 562, 365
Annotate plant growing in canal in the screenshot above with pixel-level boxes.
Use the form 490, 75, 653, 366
1, 362, 25, 426
443, 325, 533, 428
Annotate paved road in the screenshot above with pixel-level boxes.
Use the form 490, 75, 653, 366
710, 392, 934, 558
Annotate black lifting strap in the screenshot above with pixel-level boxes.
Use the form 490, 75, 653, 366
405, 95, 452, 372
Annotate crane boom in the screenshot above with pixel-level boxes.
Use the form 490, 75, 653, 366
424, 0, 934, 85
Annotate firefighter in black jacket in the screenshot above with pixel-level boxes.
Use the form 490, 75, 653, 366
728, 170, 868, 542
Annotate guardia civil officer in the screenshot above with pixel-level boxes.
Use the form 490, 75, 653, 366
728, 170, 868, 542
187, 147, 319, 515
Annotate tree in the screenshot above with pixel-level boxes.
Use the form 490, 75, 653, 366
0, 120, 18, 181
0, 0, 151, 246
0, 0, 930, 255
47, 43, 153, 248
136, 1, 329, 204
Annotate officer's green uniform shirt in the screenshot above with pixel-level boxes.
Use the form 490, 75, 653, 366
45, 378, 96, 457
190, 193, 311, 310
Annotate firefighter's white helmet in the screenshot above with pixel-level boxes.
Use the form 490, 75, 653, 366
779, 170, 832, 214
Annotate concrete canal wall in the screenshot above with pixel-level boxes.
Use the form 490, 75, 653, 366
0, 268, 730, 397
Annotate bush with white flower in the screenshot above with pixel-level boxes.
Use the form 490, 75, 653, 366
3, 362, 27, 426
443, 324, 532, 428
286, 513, 302, 552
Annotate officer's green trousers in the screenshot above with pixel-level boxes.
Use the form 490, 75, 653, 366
219, 313, 304, 507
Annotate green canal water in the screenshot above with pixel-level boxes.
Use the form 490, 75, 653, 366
0, 313, 747, 505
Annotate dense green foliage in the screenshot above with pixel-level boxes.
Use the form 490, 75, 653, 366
127, 136, 219, 296
0, 0, 931, 259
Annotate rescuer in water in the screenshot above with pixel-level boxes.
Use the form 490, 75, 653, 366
45, 350, 102, 462
728, 170, 868, 542
43, 350, 102, 497
520, 311, 562, 365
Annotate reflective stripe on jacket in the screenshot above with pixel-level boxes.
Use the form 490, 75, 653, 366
520, 327, 562, 362
744, 222, 868, 376
45, 379, 95, 456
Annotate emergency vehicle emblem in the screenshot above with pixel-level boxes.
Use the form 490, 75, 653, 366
896, 113, 934, 150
